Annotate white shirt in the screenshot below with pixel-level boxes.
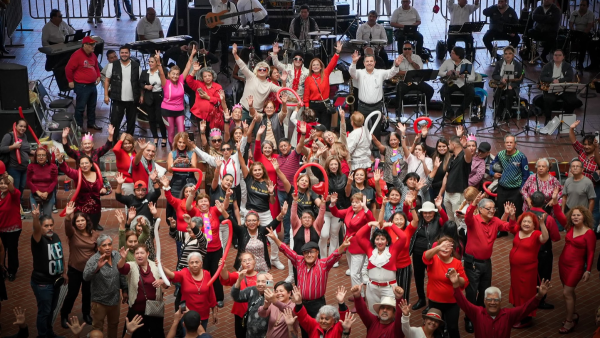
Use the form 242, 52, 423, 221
136, 17, 163, 40
210, 0, 238, 26
147, 69, 163, 92
569, 10, 594, 32
237, 0, 267, 26
401, 314, 429, 338
447, 0, 480, 25
347, 125, 373, 170
105, 61, 143, 102
271, 54, 309, 97
349, 63, 399, 104
438, 58, 476, 88
194, 136, 247, 186
391, 7, 421, 26
356, 23, 387, 42
552, 63, 564, 79
41, 21, 75, 46
406, 153, 433, 181
398, 54, 423, 83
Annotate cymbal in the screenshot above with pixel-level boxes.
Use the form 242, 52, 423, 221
270, 28, 290, 36
349, 39, 368, 46
370, 39, 387, 45
309, 30, 332, 36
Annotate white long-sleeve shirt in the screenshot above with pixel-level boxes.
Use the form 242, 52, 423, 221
401, 314, 428, 338
193, 136, 247, 186
347, 125, 373, 170
237, 0, 267, 25
356, 23, 387, 42
438, 58, 476, 88
447, 0, 480, 25
236, 58, 281, 111
349, 63, 399, 104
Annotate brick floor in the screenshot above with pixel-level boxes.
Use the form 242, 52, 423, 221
1, 0, 600, 337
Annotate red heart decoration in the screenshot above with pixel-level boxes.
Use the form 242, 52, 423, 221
312, 182, 326, 195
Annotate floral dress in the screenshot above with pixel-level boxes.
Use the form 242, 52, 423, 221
520, 174, 562, 213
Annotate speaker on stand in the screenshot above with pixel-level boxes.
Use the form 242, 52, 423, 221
0, 63, 30, 110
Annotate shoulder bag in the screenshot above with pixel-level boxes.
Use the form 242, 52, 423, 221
311, 77, 336, 114
138, 265, 165, 317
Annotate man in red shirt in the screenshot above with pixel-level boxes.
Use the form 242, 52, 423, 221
449, 269, 550, 338
350, 284, 404, 338
65, 36, 102, 131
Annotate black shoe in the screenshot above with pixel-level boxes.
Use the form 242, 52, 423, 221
95, 224, 104, 231
497, 231, 508, 238
422, 306, 430, 315
412, 298, 427, 310
61, 317, 69, 329
83, 314, 93, 325
217, 301, 224, 308
8, 273, 16, 282
465, 318, 474, 333
87, 124, 102, 131
538, 301, 555, 309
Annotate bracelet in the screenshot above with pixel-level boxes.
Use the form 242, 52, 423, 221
301, 133, 306, 136
224, 119, 230, 123
162, 186, 171, 191
125, 331, 131, 336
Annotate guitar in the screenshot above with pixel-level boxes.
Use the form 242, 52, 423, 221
205, 8, 262, 28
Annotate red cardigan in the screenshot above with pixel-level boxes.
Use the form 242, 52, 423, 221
330, 206, 375, 254
295, 304, 347, 338
26, 163, 58, 194
356, 224, 406, 271
0, 189, 22, 231
186, 75, 223, 129
303, 54, 339, 107
113, 140, 135, 183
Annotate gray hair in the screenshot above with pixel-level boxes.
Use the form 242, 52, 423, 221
257, 272, 270, 279
190, 217, 204, 229
316, 305, 340, 322
503, 133, 516, 142
97, 234, 113, 247
253, 61, 270, 76
198, 67, 217, 81
187, 252, 203, 264
478, 198, 494, 208
484, 286, 502, 299
536, 158, 549, 168
130, 215, 151, 232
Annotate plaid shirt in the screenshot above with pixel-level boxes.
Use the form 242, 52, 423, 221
573, 141, 598, 184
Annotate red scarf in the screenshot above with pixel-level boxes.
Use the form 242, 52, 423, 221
292, 67, 302, 91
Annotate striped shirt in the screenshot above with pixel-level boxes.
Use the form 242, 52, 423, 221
489, 150, 530, 189
279, 243, 342, 300
276, 149, 302, 192
169, 227, 208, 271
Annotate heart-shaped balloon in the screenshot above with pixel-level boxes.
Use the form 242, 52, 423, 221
312, 182, 326, 195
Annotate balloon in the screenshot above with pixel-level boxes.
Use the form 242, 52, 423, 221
277, 87, 303, 107
153, 218, 171, 286
413, 117, 432, 133
172, 167, 204, 191
206, 219, 233, 287
293, 163, 329, 198
12, 123, 21, 164
364, 110, 382, 136
19, 106, 40, 144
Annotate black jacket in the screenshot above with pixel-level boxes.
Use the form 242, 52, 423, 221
482, 5, 519, 32
139, 67, 168, 104
540, 61, 573, 83
532, 4, 561, 34
492, 60, 524, 89
233, 218, 280, 270
408, 213, 443, 255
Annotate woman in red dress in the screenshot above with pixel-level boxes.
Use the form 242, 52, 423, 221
508, 211, 549, 329
186, 64, 224, 132
558, 206, 597, 334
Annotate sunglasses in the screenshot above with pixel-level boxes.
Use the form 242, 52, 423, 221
403, 47, 412, 50
212, 139, 222, 143
293, 57, 303, 61
221, 147, 232, 151
258, 68, 268, 72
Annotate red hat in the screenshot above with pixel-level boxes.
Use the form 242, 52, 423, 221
134, 181, 147, 189
82, 36, 97, 44
0, 161, 5, 175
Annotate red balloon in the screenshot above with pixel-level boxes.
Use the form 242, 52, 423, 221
482, 181, 498, 197
172, 167, 204, 191
206, 219, 233, 287
293, 163, 329, 199
277, 87, 303, 107
413, 117, 432, 134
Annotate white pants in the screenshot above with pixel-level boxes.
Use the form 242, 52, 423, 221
375, 0, 391, 15
347, 252, 367, 287
365, 268, 396, 314
287, 227, 295, 279
443, 192, 465, 222
319, 212, 341, 256
220, 225, 229, 250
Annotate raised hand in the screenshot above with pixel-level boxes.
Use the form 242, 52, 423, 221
434, 195, 443, 209
341, 313, 357, 331
421, 125, 429, 137
115, 172, 126, 185
199, 120, 206, 133
108, 124, 115, 137
257, 125, 266, 135
433, 156, 441, 168
115, 209, 125, 227
399, 299, 411, 316
65, 201, 76, 216
148, 202, 158, 217
446, 267, 460, 285
298, 121, 307, 134
267, 180, 275, 194
335, 40, 343, 54
537, 278, 552, 296
351, 50, 360, 63
119, 246, 128, 259
160, 175, 170, 187
270, 158, 279, 171
373, 169, 382, 182
272, 42, 280, 54
350, 284, 362, 298
282, 308, 297, 326
394, 54, 404, 67
125, 314, 144, 333
193, 62, 201, 72
472, 191, 485, 206
265, 227, 278, 241
247, 95, 254, 107
31, 204, 40, 218
455, 125, 464, 137
339, 235, 353, 252
12, 307, 26, 326
137, 138, 148, 149
242, 121, 249, 134
183, 213, 192, 225
62, 127, 70, 138
291, 285, 303, 304
335, 286, 347, 304
393, 285, 404, 299
329, 192, 338, 205
397, 122, 407, 134
415, 178, 426, 191
232, 43, 238, 55
570, 120, 580, 129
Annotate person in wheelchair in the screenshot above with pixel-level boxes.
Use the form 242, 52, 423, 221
491, 46, 523, 117
396, 41, 434, 112
540, 49, 580, 124
438, 46, 476, 118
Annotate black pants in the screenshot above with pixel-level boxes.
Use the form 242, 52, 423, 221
428, 300, 460, 338
494, 87, 519, 117
90, 212, 102, 231
88, 0, 105, 18
209, 27, 232, 70
397, 81, 434, 110
396, 265, 413, 302
142, 92, 166, 139
526, 29, 557, 58
309, 101, 331, 130
0, 230, 21, 275
482, 30, 521, 56
111, 100, 138, 140
394, 30, 424, 56
301, 297, 326, 338
542, 92, 579, 122
357, 100, 384, 139
61, 267, 91, 318
234, 314, 245, 338
464, 256, 492, 310
203, 249, 224, 301
495, 185, 524, 219
447, 34, 475, 60
412, 249, 427, 300
442, 83, 475, 115
122, 308, 165, 338
571, 33, 592, 67
537, 249, 553, 302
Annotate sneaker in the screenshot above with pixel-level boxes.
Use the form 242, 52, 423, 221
130, 16, 138, 20
345, 269, 351, 276
53, 205, 58, 214
333, 262, 339, 268
95, 18, 103, 23
285, 275, 294, 283
272, 260, 285, 270
116, 16, 121, 21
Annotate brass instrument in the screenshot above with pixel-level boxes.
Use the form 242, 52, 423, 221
388, 73, 404, 84
346, 78, 355, 108
489, 80, 506, 89
440, 73, 458, 87
539, 73, 580, 92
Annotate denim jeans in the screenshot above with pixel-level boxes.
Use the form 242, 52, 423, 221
114, 0, 133, 18
30, 191, 56, 217
30, 280, 60, 338
7, 167, 26, 204
73, 82, 98, 127
277, 190, 291, 243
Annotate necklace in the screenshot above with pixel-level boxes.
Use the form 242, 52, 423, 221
191, 272, 204, 294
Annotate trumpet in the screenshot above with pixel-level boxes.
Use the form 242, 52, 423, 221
346, 78, 355, 108
440, 73, 458, 87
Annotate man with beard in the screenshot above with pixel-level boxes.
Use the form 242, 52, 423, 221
104, 46, 142, 141
30, 205, 67, 338
350, 284, 404, 337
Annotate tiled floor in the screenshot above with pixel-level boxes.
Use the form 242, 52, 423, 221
1, 0, 600, 337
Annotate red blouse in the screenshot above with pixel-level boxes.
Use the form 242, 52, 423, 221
388, 224, 417, 269
113, 140, 136, 183
165, 190, 201, 231
172, 268, 216, 320
356, 224, 406, 271
330, 206, 375, 254
302, 53, 339, 107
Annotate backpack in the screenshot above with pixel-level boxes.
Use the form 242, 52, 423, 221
0, 133, 13, 167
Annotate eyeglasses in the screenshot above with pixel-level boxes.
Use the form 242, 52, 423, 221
482, 207, 497, 212
221, 147, 231, 151
293, 57, 304, 61
403, 47, 412, 50
485, 298, 501, 303
85, 43, 96, 47
212, 139, 222, 143
258, 68, 268, 72
303, 249, 318, 255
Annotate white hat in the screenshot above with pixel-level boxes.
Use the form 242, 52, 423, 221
373, 297, 397, 313
418, 201, 438, 213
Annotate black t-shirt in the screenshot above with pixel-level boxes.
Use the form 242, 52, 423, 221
209, 185, 237, 216
31, 234, 64, 284
351, 185, 376, 207
245, 175, 271, 212
445, 150, 471, 194
287, 186, 319, 217
115, 189, 161, 222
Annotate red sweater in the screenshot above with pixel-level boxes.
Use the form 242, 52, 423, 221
330, 206, 375, 254
113, 140, 135, 183
465, 205, 515, 260
388, 224, 417, 269
355, 296, 403, 338
303, 54, 339, 107
356, 224, 406, 271
295, 304, 347, 338
172, 269, 217, 320
0, 189, 22, 231
26, 163, 58, 194
165, 190, 201, 231
186, 76, 223, 120
65, 48, 100, 84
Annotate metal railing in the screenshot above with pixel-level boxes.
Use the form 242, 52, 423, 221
28, 0, 174, 22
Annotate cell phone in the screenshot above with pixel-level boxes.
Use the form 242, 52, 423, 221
180, 301, 186, 312
266, 280, 274, 287
390, 154, 403, 162
188, 132, 195, 142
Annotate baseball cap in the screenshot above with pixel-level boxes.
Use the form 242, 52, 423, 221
134, 181, 147, 189
82, 36, 97, 44
300, 242, 319, 253
313, 124, 327, 132
478, 142, 491, 153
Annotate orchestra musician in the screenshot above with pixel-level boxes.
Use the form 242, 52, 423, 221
396, 41, 434, 112
136, 8, 164, 40
41, 9, 76, 71
356, 10, 390, 65
482, 0, 520, 59
438, 46, 476, 118
209, 0, 238, 75
568, 0, 594, 71
525, 0, 561, 63
539, 49, 580, 124
491, 46, 523, 116
288, 5, 318, 65
447, 0, 480, 60
390, 1, 424, 57
232, 0, 268, 58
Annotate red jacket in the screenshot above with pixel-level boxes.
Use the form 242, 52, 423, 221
356, 223, 406, 271
330, 206, 375, 254
303, 53, 339, 107
65, 48, 100, 84
186, 75, 223, 129
295, 304, 347, 338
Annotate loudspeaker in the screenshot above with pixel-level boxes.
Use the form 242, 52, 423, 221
0, 103, 43, 140
0, 63, 30, 110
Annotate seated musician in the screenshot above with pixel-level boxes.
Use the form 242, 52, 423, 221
136, 7, 164, 40
396, 41, 434, 111
540, 49, 580, 124
288, 5, 317, 66
525, 0, 561, 63
438, 46, 476, 117
447, 0, 480, 60
491, 46, 523, 115
356, 10, 390, 65
41, 9, 76, 71
209, 0, 238, 75
390, 0, 424, 57
482, 0, 520, 59
569, 0, 594, 70
237, 0, 268, 58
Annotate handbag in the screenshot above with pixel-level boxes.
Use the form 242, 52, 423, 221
311, 77, 336, 115
138, 266, 165, 317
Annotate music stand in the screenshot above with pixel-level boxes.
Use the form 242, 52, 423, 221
402, 25, 419, 35
457, 21, 486, 34
400, 69, 437, 122
542, 83, 586, 138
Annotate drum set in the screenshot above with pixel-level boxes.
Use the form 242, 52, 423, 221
348, 38, 388, 55
231, 23, 271, 39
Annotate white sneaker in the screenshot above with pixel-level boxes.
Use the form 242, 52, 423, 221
345, 269, 351, 276
285, 275, 294, 283
333, 262, 339, 268
272, 260, 285, 270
